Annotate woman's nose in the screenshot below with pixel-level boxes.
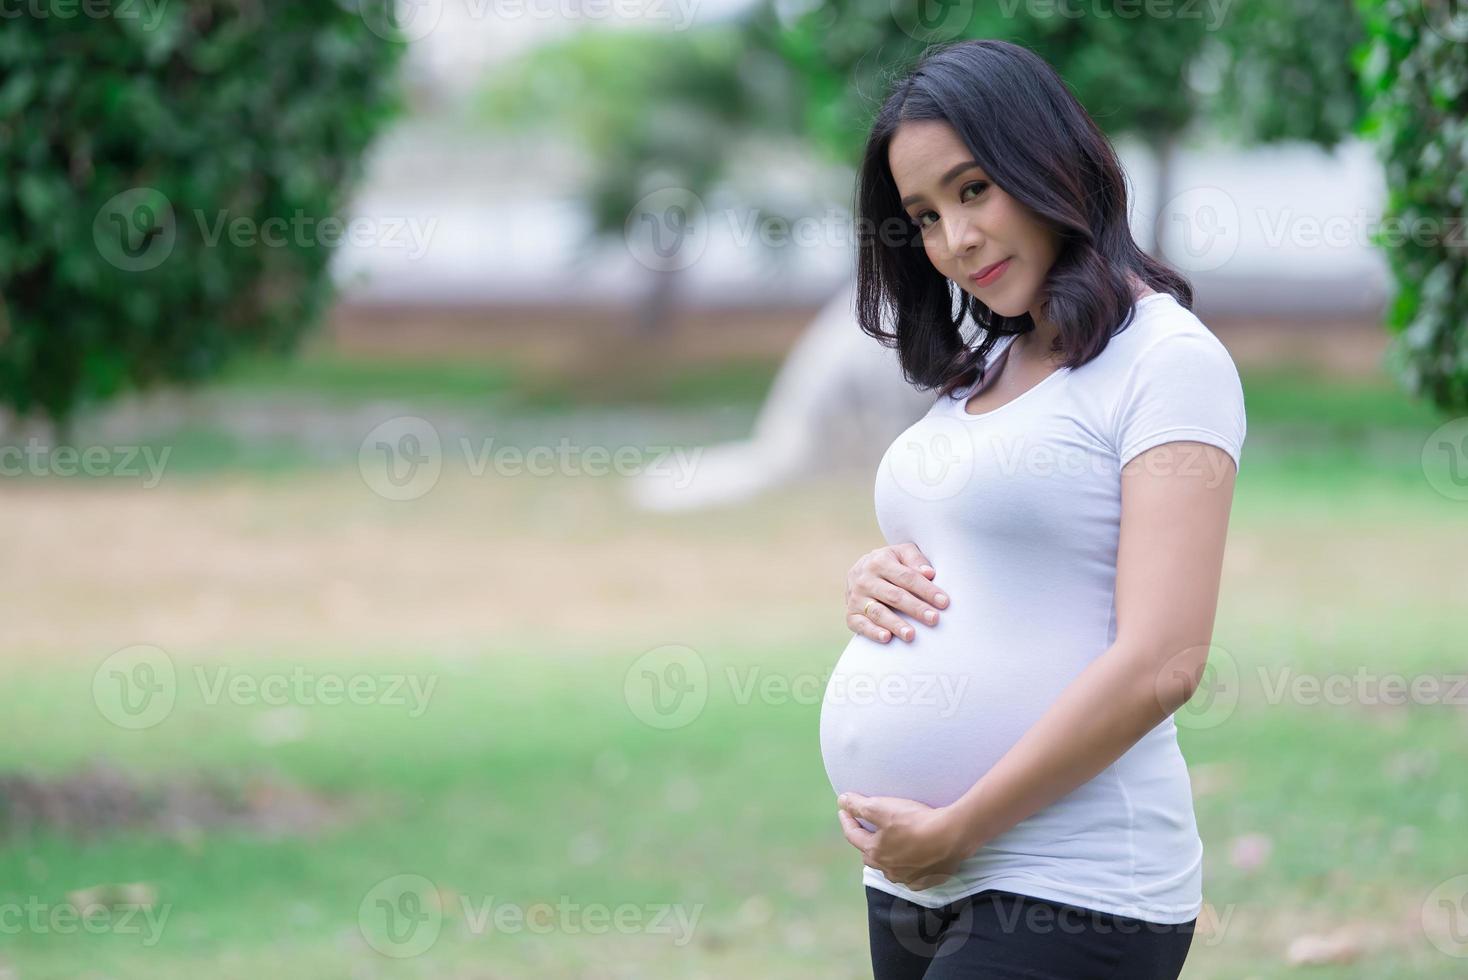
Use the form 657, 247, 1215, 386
945, 212, 984, 259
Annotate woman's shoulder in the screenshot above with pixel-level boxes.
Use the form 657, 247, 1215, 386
1107, 291, 1233, 368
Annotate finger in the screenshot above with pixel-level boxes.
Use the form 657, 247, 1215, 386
840, 793, 878, 825
868, 563, 947, 625
860, 601, 916, 643
874, 551, 948, 609
846, 612, 892, 643
905, 870, 954, 891
837, 809, 876, 850
890, 543, 937, 579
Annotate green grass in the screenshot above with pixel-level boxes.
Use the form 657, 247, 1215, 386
209, 350, 783, 413
0, 631, 1464, 978
205, 345, 1453, 425
24, 356, 1452, 484
0, 589, 1462, 979
1, 365, 1463, 977
213, 352, 522, 404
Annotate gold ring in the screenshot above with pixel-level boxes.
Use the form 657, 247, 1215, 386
862, 599, 877, 618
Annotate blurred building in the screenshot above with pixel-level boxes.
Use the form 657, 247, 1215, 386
333, 9, 1392, 321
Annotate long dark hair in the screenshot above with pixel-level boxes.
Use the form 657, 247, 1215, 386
854, 39, 1193, 397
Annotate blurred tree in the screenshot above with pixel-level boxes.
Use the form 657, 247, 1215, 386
1357, 0, 1468, 413
482, 3, 1385, 261
482, 6, 1216, 329
480, 27, 785, 334
1201, 0, 1368, 148
0, 1, 405, 437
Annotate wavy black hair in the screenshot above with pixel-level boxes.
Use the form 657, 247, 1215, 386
854, 39, 1193, 397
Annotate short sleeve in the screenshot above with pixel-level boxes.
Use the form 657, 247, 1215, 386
1110, 330, 1247, 474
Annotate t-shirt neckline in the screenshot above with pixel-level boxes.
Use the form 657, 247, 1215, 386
953, 292, 1169, 420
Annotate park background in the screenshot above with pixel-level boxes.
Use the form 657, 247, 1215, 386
1, 0, 1466, 977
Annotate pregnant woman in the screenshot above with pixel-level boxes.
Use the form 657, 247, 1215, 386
818, 40, 1246, 980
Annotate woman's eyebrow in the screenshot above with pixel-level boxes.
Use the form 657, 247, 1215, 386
900, 160, 983, 207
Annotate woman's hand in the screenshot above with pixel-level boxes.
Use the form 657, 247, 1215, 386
844, 544, 948, 643
837, 792, 971, 890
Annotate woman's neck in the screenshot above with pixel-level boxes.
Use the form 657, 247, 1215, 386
1017, 279, 1157, 362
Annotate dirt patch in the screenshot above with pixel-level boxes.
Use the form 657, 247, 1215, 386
0, 760, 356, 843
0, 464, 1461, 661
324, 304, 1394, 378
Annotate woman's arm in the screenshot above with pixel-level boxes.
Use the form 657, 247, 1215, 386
946, 440, 1237, 854
838, 440, 1237, 885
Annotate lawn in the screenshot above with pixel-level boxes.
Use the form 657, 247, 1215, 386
0, 353, 1463, 978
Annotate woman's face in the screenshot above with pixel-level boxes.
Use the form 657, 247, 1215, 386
888, 119, 1060, 321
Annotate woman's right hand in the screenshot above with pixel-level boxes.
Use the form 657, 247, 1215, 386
844, 544, 949, 643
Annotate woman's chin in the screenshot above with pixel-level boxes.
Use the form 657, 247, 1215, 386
973, 289, 1028, 319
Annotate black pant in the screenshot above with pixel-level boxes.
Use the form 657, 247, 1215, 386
866, 885, 1195, 979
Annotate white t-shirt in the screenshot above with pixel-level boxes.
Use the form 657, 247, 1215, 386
819, 290, 1246, 924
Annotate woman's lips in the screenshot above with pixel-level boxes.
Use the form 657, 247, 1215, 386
971, 258, 1011, 287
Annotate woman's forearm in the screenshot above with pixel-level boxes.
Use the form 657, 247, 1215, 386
944, 638, 1202, 857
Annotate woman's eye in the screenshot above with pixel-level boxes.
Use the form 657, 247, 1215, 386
912, 182, 989, 229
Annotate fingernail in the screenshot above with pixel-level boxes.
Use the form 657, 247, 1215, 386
921, 565, 934, 574
925, 610, 937, 623
901, 627, 913, 640
936, 593, 948, 606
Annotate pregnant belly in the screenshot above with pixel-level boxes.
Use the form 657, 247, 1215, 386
819, 629, 1050, 813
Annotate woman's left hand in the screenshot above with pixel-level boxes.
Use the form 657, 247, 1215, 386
837, 792, 971, 890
